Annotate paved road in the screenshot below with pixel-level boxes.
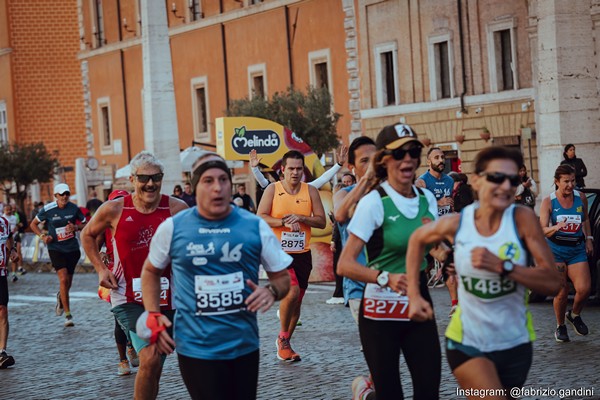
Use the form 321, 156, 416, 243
2, 272, 599, 399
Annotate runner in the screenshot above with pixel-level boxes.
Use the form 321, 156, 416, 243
0, 214, 18, 368
416, 147, 459, 316
29, 184, 87, 327
96, 189, 139, 376
539, 164, 593, 342
138, 153, 291, 400
338, 124, 441, 400
2, 206, 18, 282
406, 146, 561, 398
81, 151, 187, 399
257, 150, 326, 362
332, 136, 377, 322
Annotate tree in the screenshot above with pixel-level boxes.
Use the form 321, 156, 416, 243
0, 143, 59, 210
226, 86, 341, 156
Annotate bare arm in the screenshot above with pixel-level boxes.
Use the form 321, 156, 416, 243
415, 178, 426, 189
580, 191, 594, 255
333, 174, 375, 223
245, 269, 290, 313
257, 184, 283, 228
539, 196, 565, 237
80, 201, 121, 289
299, 185, 327, 229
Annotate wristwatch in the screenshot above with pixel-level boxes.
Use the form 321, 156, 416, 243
376, 271, 389, 288
500, 260, 515, 278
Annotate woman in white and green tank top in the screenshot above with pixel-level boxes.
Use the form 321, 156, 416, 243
405, 146, 562, 398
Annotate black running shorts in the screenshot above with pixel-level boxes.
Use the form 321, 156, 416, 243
0, 274, 8, 306
48, 249, 81, 275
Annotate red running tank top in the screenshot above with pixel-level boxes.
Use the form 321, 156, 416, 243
111, 194, 174, 309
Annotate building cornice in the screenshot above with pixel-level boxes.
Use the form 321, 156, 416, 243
360, 88, 535, 119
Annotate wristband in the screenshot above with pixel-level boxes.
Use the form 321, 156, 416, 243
265, 284, 279, 300
587, 236, 594, 241
136, 311, 166, 344
337, 162, 343, 166
39, 233, 46, 238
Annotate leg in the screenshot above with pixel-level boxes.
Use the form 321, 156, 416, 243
115, 318, 128, 361
279, 284, 300, 335
401, 319, 441, 400
0, 305, 8, 351
552, 263, 568, 325
453, 357, 506, 400
56, 268, 73, 314
446, 274, 458, 315
232, 350, 259, 400
134, 341, 164, 400
178, 354, 233, 400
566, 261, 591, 315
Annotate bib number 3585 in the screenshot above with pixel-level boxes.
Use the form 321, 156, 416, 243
195, 271, 245, 316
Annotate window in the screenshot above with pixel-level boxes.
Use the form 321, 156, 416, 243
191, 76, 210, 141
309, 49, 333, 93
0, 101, 8, 147
374, 43, 399, 107
428, 33, 455, 100
247, 64, 267, 99
97, 98, 112, 153
92, 0, 106, 48
487, 18, 518, 92
189, 0, 202, 21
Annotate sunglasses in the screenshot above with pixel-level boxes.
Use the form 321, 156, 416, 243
479, 172, 520, 187
57, 192, 70, 197
135, 173, 164, 183
386, 146, 423, 160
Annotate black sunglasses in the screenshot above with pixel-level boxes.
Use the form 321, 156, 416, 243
135, 173, 164, 183
57, 192, 70, 197
479, 172, 520, 187
386, 146, 423, 160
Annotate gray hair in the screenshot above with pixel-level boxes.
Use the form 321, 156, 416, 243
129, 151, 165, 175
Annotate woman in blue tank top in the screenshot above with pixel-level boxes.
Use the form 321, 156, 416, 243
540, 164, 593, 343
405, 146, 561, 397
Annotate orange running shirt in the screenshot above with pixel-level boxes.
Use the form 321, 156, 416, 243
270, 181, 312, 253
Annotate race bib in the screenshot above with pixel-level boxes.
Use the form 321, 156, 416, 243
195, 271, 245, 316
557, 214, 582, 234
461, 275, 516, 301
362, 283, 410, 321
132, 277, 170, 306
281, 231, 306, 252
55, 226, 75, 242
438, 205, 452, 216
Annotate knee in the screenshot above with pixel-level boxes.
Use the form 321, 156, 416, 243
0, 305, 7, 319
138, 346, 162, 376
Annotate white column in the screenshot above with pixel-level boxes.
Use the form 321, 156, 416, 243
140, 2, 182, 194
535, 0, 600, 195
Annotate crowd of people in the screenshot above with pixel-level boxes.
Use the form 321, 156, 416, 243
0, 132, 594, 400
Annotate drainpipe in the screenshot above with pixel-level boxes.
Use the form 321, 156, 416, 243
457, 0, 467, 114
222, 23, 230, 106
285, 6, 296, 87
117, 0, 132, 160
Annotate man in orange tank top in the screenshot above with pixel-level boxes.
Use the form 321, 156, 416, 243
81, 151, 188, 399
257, 150, 326, 362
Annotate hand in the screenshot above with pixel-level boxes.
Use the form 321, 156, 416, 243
471, 247, 502, 274
283, 214, 303, 225
284, 222, 300, 232
65, 221, 77, 234
9, 250, 18, 262
586, 238, 594, 256
98, 267, 118, 289
336, 144, 348, 165
555, 221, 567, 232
387, 273, 407, 294
42, 234, 53, 244
523, 179, 532, 188
249, 149, 262, 168
154, 315, 175, 355
408, 295, 434, 322
438, 197, 454, 207
245, 279, 275, 313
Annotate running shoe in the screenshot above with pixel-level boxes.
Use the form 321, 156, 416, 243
127, 346, 139, 368
555, 324, 570, 342
0, 351, 15, 369
352, 375, 374, 400
566, 310, 589, 336
276, 337, 301, 362
117, 360, 131, 376
325, 297, 344, 305
55, 292, 64, 316
11, 273, 18, 283
17, 267, 27, 275
64, 315, 75, 327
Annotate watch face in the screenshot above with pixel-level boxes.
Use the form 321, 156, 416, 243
503, 260, 514, 272
377, 271, 389, 286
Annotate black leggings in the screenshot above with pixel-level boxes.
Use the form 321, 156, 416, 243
358, 274, 441, 400
114, 317, 128, 346
178, 350, 259, 400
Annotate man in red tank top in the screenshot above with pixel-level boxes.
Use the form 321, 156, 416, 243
82, 151, 187, 399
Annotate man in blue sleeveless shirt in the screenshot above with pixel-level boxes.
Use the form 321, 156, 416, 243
140, 152, 291, 400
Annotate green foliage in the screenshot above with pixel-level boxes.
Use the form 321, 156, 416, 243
0, 142, 58, 206
226, 86, 341, 156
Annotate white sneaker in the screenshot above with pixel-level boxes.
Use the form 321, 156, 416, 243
117, 360, 131, 376
64, 315, 74, 327
325, 297, 344, 305
127, 347, 139, 367
352, 376, 374, 400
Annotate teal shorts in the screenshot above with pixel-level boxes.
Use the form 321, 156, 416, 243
112, 303, 175, 356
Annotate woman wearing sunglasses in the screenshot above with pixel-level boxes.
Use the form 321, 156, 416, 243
339, 124, 441, 400
405, 146, 561, 399
540, 164, 593, 343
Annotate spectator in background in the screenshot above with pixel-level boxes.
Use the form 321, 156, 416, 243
448, 172, 475, 213
180, 182, 196, 207
11, 206, 28, 278
341, 173, 357, 187
232, 183, 256, 213
515, 164, 538, 209
172, 185, 183, 199
86, 191, 103, 215
30, 202, 43, 222
561, 144, 587, 189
